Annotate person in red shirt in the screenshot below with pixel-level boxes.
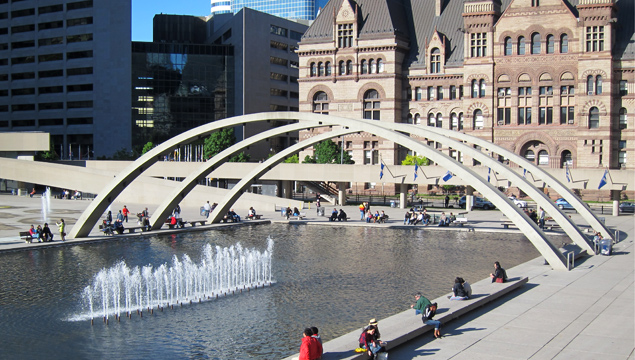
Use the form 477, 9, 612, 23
299, 328, 322, 360
122, 205, 130, 223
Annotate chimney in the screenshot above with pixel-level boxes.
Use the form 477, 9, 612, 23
436, 0, 443, 16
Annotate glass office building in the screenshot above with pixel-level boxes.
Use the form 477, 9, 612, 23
218, 0, 329, 20
131, 42, 234, 148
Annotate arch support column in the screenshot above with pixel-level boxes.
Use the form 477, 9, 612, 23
611, 190, 620, 216
337, 182, 347, 206
399, 184, 407, 209
466, 186, 474, 212
281, 180, 293, 200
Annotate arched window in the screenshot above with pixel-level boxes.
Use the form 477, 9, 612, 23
313, 91, 329, 115
318, 62, 324, 76
361, 59, 367, 74
407, 113, 413, 124
546, 35, 554, 54
370, 59, 376, 74
430, 48, 441, 73
560, 34, 568, 53
473, 109, 484, 129
339, 61, 345, 75
518, 36, 526, 55
428, 113, 435, 126
596, 75, 602, 94
504, 37, 512, 56
479, 79, 486, 98
561, 150, 572, 168
346, 60, 353, 75
414, 113, 421, 124
525, 150, 535, 162
436, 113, 443, 127
531, 32, 541, 54
619, 107, 627, 129
589, 107, 599, 128
310, 62, 317, 77
377, 59, 384, 73
587, 75, 594, 94
538, 150, 549, 165
459, 113, 464, 130
363, 89, 380, 120
471, 79, 478, 98
325, 62, 331, 76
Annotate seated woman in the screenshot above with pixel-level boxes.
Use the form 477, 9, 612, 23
337, 209, 347, 221
450, 277, 469, 300
490, 261, 507, 283
293, 207, 300, 216
41, 223, 53, 242
329, 208, 338, 221
247, 207, 256, 219
285, 207, 292, 219
114, 220, 125, 234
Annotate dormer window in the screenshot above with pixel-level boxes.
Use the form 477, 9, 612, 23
430, 48, 441, 73
337, 23, 353, 48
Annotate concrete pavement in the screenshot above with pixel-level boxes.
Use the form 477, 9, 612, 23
1, 193, 633, 359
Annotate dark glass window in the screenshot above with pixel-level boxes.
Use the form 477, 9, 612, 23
38, 4, 64, 14
67, 0, 93, 11
39, 53, 63, 62
39, 20, 64, 30
67, 17, 93, 27
67, 67, 93, 76
67, 50, 93, 59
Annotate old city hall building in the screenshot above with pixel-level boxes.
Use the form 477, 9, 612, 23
296, 0, 633, 180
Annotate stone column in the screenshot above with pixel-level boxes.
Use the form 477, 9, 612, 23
466, 186, 474, 212
281, 180, 293, 199
338, 182, 347, 206
399, 183, 407, 209
611, 189, 621, 216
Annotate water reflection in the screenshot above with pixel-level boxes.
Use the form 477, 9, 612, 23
0, 224, 539, 359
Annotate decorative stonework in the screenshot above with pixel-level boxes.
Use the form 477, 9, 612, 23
581, 99, 608, 115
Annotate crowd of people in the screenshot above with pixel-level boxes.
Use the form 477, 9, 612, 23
25, 219, 65, 242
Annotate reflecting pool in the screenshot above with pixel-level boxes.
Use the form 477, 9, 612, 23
0, 224, 539, 359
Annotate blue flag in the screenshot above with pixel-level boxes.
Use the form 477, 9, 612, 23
598, 169, 608, 189
565, 162, 571, 183
488, 167, 491, 182
442, 171, 453, 182
523, 168, 527, 178
380, 163, 384, 180
414, 164, 418, 181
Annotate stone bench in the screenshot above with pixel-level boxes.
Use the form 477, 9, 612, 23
283, 276, 529, 360
19, 231, 34, 243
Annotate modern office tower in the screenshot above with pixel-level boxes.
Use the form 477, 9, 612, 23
131, 18, 234, 148
212, 0, 329, 21
297, 0, 634, 183
0, 0, 131, 158
208, 8, 307, 158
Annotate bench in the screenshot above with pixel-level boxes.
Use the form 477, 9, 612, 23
452, 217, 468, 226
246, 214, 263, 220
501, 221, 517, 229
283, 276, 529, 360
19, 231, 34, 243
124, 226, 146, 233
376, 215, 389, 223
187, 220, 207, 226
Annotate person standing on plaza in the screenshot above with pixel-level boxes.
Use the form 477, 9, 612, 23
359, 203, 366, 220
173, 204, 181, 219
445, 195, 450, 208
122, 205, 130, 223
117, 210, 124, 223
203, 201, 212, 217
538, 207, 545, 229
56, 219, 66, 241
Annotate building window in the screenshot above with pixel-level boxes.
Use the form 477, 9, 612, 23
437, 86, 443, 100
339, 61, 345, 75
318, 62, 324, 76
407, 113, 413, 124
587, 75, 594, 94
479, 79, 486, 97
414, 113, 421, 124
471, 80, 478, 98
539, 86, 553, 125
473, 109, 484, 129
586, 26, 604, 52
531, 33, 541, 54
596, 75, 602, 94
270, 24, 287, 37
619, 108, 627, 129
428, 113, 435, 127
546, 35, 554, 54
620, 80, 628, 96
313, 92, 329, 115
504, 37, 512, 56
361, 59, 367, 74
518, 87, 532, 125
451, 112, 463, 130
538, 150, 549, 166
560, 34, 569, 53
428, 86, 435, 100
363, 89, 380, 120
589, 107, 599, 128
436, 113, 443, 127
618, 151, 627, 167
518, 36, 526, 55
450, 85, 457, 100
525, 150, 535, 162
337, 23, 353, 48
310, 62, 316, 77
430, 48, 441, 73
415, 87, 422, 101
377, 59, 384, 73
470, 33, 487, 57
325, 62, 331, 76
531, 0, 539, 6
369, 59, 376, 74
561, 150, 572, 167
347, 60, 353, 75
497, 87, 511, 125
560, 85, 575, 124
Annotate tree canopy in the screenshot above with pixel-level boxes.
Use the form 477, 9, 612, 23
302, 140, 354, 164
401, 154, 429, 166
204, 128, 236, 159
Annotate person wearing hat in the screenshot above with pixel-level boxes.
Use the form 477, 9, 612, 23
359, 319, 385, 352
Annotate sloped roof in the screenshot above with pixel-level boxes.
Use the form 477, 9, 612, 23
303, 0, 635, 63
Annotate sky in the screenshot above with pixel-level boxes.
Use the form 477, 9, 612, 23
132, 0, 210, 41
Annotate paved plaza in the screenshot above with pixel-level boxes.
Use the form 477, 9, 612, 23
0, 193, 633, 359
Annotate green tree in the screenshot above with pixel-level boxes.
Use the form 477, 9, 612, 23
204, 128, 236, 159
284, 154, 299, 163
401, 154, 429, 166
302, 155, 316, 164
442, 185, 456, 194
303, 140, 354, 164
112, 147, 137, 160
228, 152, 250, 162
141, 142, 154, 155
35, 143, 59, 162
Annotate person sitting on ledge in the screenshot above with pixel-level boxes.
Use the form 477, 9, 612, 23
338, 208, 347, 222
330, 208, 338, 221
411, 291, 431, 315
41, 223, 53, 242
114, 219, 125, 234
228, 209, 241, 222
490, 261, 507, 283
438, 212, 449, 227
29, 188, 36, 198
450, 277, 469, 300
293, 207, 300, 217
247, 207, 256, 219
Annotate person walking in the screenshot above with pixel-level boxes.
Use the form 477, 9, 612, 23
538, 207, 545, 229
56, 219, 66, 241
203, 201, 212, 217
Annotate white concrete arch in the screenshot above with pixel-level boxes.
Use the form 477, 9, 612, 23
148, 121, 328, 230
67, 113, 303, 238
201, 114, 568, 269
415, 124, 613, 241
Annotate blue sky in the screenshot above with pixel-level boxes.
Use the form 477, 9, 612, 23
133, 0, 210, 41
